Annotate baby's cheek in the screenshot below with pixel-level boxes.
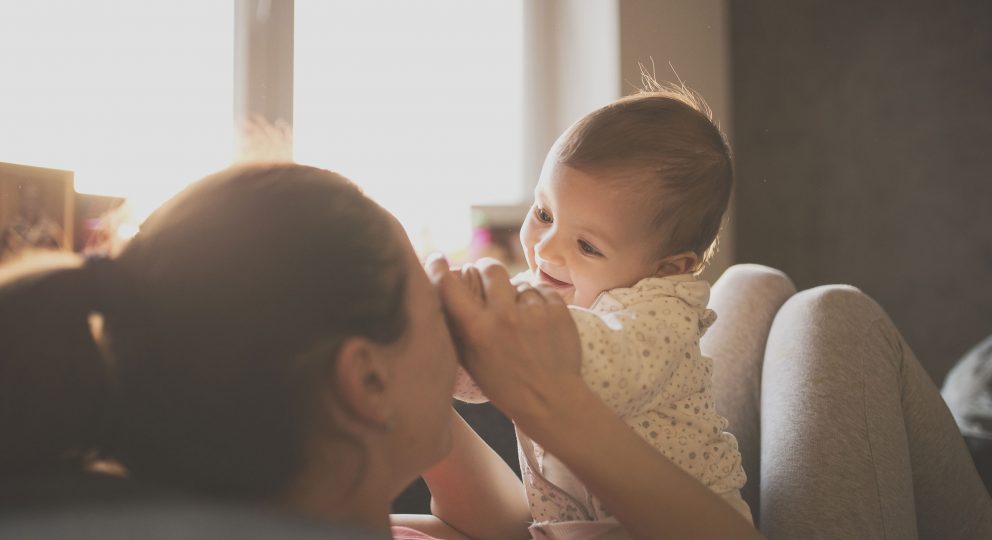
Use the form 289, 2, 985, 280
572, 282, 604, 308
519, 221, 537, 262
559, 287, 580, 307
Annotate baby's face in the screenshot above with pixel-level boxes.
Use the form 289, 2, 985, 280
519, 161, 662, 308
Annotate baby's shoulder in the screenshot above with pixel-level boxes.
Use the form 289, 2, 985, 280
573, 275, 717, 337
592, 275, 711, 313
567, 293, 694, 337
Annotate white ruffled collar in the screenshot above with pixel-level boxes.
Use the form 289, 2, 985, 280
590, 274, 717, 330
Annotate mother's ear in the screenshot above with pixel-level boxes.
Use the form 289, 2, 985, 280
655, 251, 700, 276
330, 337, 396, 431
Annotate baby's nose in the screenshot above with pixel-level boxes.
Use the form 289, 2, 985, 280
535, 241, 565, 267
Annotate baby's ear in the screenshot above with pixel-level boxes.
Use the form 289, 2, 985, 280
656, 252, 700, 276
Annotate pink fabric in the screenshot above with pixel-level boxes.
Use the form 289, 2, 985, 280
391, 525, 442, 540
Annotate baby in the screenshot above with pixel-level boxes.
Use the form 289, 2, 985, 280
454, 81, 751, 538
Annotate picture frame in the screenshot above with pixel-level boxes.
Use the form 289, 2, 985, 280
0, 162, 75, 261
469, 203, 530, 273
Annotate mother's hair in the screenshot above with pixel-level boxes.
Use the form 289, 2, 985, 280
0, 164, 410, 499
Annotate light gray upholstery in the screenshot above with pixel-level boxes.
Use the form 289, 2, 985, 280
702, 263, 796, 521
706, 265, 992, 539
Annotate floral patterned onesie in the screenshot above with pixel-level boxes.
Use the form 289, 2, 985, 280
454, 274, 751, 539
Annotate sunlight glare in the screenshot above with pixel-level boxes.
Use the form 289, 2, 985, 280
0, 1, 234, 218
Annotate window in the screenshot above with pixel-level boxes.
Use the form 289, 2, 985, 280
0, 1, 233, 218
2, 0, 525, 249
294, 0, 525, 254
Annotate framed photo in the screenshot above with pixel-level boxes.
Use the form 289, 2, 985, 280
469, 203, 530, 274
0, 162, 74, 262
72, 192, 127, 255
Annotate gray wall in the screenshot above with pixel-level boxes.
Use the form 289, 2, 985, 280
731, 1, 992, 383
618, 0, 735, 284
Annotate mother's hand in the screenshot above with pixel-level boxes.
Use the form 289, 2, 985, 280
425, 256, 582, 425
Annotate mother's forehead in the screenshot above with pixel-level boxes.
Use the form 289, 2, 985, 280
385, 217, 437, 295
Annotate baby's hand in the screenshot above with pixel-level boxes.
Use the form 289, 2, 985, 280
461, 265, 485, 303
451, 264, 485, 304
455, 266, 534, 302
510, 269, 536, 286
427, 257, 582, 417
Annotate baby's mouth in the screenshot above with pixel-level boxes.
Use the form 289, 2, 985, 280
537, 268, 572, 289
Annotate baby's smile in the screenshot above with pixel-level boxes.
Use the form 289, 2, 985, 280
537, 266, 573, 289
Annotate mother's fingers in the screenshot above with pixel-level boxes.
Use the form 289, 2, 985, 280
533, 284, 565, 306
461, 265, 485, 303
515, 284, 546, 306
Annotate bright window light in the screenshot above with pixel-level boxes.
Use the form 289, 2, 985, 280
0, 1, 233, 218
294, 0, 525, 255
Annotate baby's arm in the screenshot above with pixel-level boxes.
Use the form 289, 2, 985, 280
456, 300, 680, 412
569, 307, 682, 416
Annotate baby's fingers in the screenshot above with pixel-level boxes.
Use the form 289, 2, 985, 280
475, 258, 515, 309
436, 271, 488, 339
424, 254, 483, 332
424, 253, 451, 284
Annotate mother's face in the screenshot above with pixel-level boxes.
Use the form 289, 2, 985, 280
380, 223, 459, 477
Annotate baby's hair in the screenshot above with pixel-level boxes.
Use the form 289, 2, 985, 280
555, 68, 733, 272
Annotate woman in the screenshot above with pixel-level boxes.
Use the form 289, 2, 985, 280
0, 163, 760, 539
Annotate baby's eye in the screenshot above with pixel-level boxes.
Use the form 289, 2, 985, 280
578, 240, 602, 256
534, 206, 553, 224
